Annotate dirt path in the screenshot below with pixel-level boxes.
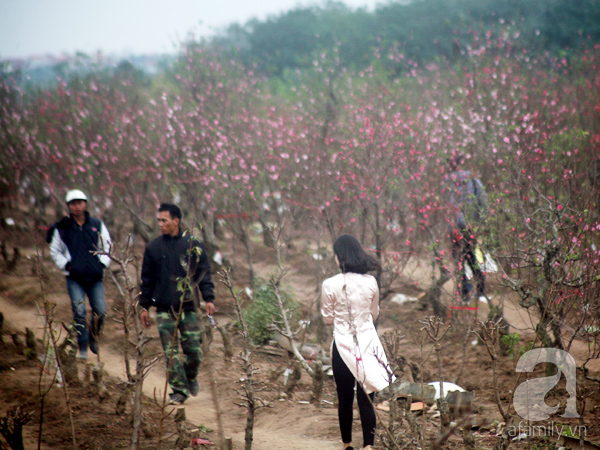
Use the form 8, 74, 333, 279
121, 315, 341, 450
0, 288, 343, 450
440, 274, 600, 372
3, 251, 598, 449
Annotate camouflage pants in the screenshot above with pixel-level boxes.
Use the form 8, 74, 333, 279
156, 309, 203, 397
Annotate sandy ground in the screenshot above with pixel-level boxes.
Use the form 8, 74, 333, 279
2, 242, 599, 449
0, 276, 344, 450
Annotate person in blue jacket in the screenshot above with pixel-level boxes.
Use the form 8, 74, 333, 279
446, 155, 489, 303
49, 189, 112, 359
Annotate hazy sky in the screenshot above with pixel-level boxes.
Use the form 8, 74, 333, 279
0, 0, 382, 59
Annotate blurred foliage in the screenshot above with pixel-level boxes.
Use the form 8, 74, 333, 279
499, 332, 520, 359
5, 1, 600, 83
1, 0, 599, 352
242, 279, 300, 346
213, 0, 600, 77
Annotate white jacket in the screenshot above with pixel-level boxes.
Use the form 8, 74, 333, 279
321, 272, 392, 394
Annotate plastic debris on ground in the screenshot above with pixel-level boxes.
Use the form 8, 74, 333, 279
428, 381, 465, 400
191, 437, 214, 447
390, 293, 419, 304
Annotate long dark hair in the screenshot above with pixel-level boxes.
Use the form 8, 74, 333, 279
333, 234, 379, 274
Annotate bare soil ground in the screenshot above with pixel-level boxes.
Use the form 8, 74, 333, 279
1, 224, 599, 450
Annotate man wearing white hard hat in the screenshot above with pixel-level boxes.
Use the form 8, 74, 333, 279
49, 189, 112, 360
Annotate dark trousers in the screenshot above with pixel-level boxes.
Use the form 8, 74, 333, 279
451, 231, 486, 301
332, 342, 376, 447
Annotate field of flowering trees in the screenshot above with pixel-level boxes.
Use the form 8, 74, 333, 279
1, 26, 600, 446
2, 28, 600, 344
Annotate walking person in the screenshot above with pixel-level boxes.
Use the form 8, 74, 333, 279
321, 234, 392, 450
446, 154, 489, 303
49, 189, 112, 360
139, 203, 215, 405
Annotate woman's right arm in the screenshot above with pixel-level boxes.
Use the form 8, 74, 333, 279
320, 281, 335, 326
370, 278, 380, 321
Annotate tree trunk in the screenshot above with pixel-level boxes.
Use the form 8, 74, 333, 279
244, 405, 255, 450
0, 406, 32, 450
239, 224, 255, 286
310, 360, 324, 405
218, 325, 234, 359
285, 361, 303, 398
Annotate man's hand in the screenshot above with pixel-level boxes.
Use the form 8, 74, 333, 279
205, 301, 215, 316
140, 309, 151, 328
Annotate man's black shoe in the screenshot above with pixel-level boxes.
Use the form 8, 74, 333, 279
169, 392, 187, 405
188, 378, 200, 397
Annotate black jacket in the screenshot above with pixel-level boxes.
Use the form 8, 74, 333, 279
140, 231, 215, 313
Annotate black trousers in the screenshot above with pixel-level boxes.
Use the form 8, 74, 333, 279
332, 341, 376, 447
451, 232, 486, 301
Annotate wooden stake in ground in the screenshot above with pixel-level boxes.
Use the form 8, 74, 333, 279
220, 268, 270, 450
174, 408, 190, 450
310, 360, 324, 405
0, 406, 33, 450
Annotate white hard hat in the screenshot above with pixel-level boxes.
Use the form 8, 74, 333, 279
65, 189, 88, 203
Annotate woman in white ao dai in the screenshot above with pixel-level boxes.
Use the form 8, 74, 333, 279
321, 235, 392, 450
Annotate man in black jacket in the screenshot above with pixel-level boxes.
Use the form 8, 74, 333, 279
140, 203, 215, 405
49, 189, 112, 360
